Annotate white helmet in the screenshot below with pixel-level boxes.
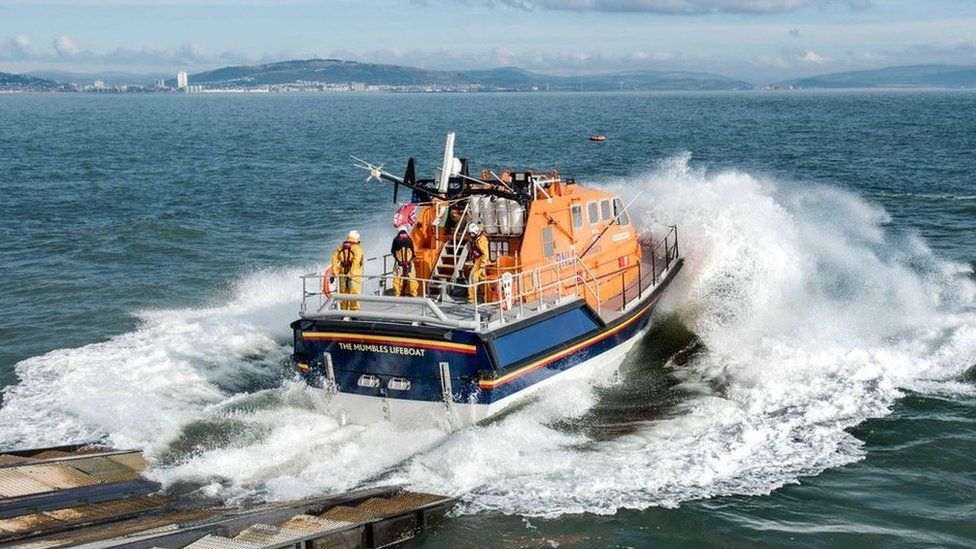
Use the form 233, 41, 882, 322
467, 223, 480, 235
347, 230, 361, 242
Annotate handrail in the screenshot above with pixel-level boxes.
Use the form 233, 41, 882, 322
301, 225, 679, 329
452, 201, 469, 249
302, 254, 600, 329
642, 224, 678, 286
448, 201, 470, 282
572, 252, 601, 307
311, 294, 479, 330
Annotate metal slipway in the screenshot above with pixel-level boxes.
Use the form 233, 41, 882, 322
0, 444, 456, 548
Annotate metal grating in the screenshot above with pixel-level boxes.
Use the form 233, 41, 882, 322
183, 534, 265, 549
0, 469, 55, 498
105, 453, 149, 471
388, 491, 451, 508
318, 505, 378, 523
278, 514, 352, 535
234, 523, 308, 545
355, 497, 413, 518
41, 495, 165, 523
67, 456, 142, 483
18, 463, 98, 490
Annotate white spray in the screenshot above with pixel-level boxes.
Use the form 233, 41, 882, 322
1, 155, 974, 516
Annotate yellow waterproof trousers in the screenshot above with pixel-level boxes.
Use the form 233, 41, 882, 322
468, 259, 486, 303
338, 276, 361, 310
393, 265, 418, 297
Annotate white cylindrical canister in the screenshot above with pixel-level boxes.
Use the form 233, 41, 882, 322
497, 198, 511, 235
467, 195, 481, 227
482, 196, 497, 234
509, 202, 525, 234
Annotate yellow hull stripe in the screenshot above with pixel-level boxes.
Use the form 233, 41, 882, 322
302, 332, 477, 354
478, 299, 656, 389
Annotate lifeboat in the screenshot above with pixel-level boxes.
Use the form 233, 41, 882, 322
291, 133, 683, 428
589, 134, 607, 142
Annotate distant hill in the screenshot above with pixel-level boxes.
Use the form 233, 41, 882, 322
777, 64, 976, 89
172, 58, 752, 91
0, 72, 60, 91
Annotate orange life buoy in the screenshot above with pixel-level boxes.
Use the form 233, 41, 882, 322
322, 266, 334, 297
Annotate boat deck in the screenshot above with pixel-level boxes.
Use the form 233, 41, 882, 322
301, 255, 677, 330
311, 291, 569, 325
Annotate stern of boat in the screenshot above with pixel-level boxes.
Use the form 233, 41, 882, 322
291, 319, 494, 427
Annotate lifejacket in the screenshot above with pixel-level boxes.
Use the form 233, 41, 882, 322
391, 234, 415, 268
337, 242, 355, 273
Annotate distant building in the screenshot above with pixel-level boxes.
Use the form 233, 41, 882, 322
176, 70, 188, 90
154, 79, 166, 89
93, 80, 106, 90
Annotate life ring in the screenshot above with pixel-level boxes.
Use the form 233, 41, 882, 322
500, 272, 514, 311
321, 266, 336, 297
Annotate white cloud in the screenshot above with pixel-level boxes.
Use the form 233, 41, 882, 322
0, 35, 259, 68
53, 35, 80, 57
2, 31, 974, 83
799, 49, 829, 64
10, 35, 39, 58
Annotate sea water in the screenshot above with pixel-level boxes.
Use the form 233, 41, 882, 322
1, 91, 975, 547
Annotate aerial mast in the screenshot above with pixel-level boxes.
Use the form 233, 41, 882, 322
438, 132, 456, 194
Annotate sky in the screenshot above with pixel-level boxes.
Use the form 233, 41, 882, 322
1, 0, 975, 82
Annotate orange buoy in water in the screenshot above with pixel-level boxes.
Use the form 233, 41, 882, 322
589, 135, 607, 142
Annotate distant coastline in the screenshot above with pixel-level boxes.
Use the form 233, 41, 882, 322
3, 59, 976, 94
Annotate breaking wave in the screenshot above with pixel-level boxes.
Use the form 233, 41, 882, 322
2, 154, 974, 515
0, 268, 300, 452
393, 153, 976, 515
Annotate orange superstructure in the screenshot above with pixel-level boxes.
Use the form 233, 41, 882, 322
398, 169, 640, 312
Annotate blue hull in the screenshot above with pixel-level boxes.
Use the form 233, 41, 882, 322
292, 258, 683, 408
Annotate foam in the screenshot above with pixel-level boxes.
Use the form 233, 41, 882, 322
388, 154, 976, 516
2, 157, 974, 516
0, 266, 304, 451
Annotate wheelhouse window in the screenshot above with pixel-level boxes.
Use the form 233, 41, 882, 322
571, 204, 583, 229
613, 198, 630, 226
541, 227, 556, 258
600, 199, 612, 221
587, 201, 599, 224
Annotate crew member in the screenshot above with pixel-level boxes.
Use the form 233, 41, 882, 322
330, 230, 364, 310
390, 229, 417, 297
466, 223, 490, 303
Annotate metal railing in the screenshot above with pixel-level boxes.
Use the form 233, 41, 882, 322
300, 225, 679, 330
301, 253, 601, 330
613, 224, 680, 313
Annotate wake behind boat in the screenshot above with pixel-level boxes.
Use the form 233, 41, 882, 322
291, 133, 683, 428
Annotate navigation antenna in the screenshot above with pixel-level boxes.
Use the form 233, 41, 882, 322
438, 132, 458, 194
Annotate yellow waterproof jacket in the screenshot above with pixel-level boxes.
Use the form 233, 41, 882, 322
331, 240, 364, 277
470, 233, 489, 268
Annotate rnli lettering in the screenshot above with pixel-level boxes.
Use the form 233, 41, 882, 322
338, 342, 426, 356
